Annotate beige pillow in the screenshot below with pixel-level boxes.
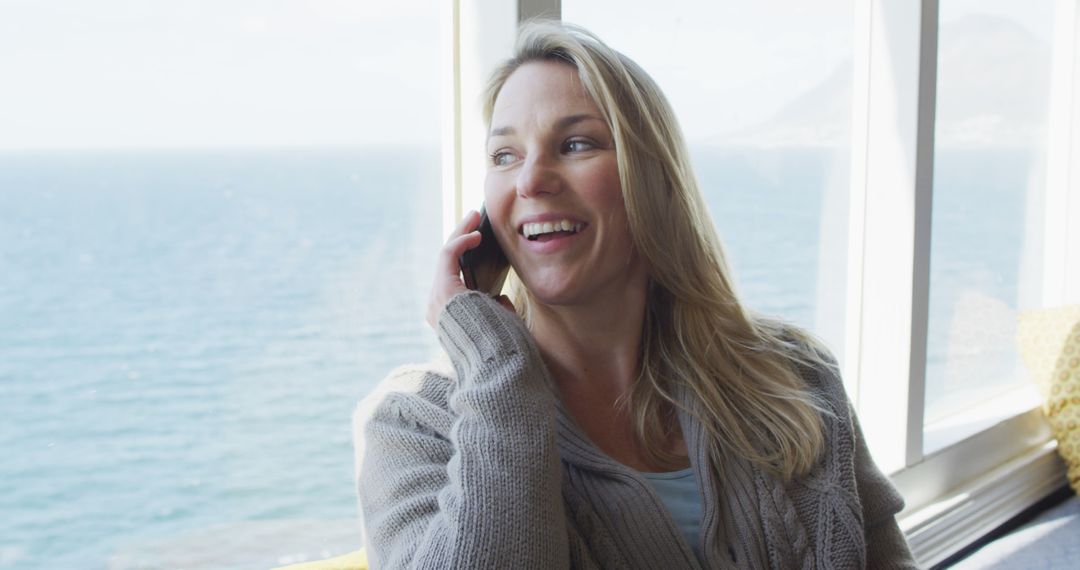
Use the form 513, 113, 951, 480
1018, 305, 1080, 494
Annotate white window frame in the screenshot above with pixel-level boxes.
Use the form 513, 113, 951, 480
853, 0, 1078, 565
442, 0, 1080, 566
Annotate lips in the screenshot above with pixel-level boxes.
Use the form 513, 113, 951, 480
521, 220, 585, 240
515, 214, 588, 251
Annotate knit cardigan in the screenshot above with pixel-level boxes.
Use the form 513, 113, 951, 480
353, 291, 919, 569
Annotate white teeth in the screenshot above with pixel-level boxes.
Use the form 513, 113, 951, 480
522, 220, 584, 239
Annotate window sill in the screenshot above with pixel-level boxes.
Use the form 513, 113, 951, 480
923, 384, 1041, 454
894, 407, 1065, 567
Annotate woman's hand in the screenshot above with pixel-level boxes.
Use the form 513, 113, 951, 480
426, 211, 483, 328
426, 210, 517, 328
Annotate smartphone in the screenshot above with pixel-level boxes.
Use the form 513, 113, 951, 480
459, 206, 510, 296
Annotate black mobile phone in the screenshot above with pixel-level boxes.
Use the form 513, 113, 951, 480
459, 206, 510, 296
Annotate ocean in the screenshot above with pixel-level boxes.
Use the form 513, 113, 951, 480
0, 146, 1035, 568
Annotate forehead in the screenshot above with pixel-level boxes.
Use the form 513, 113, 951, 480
491, 60, 600, 125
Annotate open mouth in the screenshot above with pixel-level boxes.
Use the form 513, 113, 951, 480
521, 220, 585, 241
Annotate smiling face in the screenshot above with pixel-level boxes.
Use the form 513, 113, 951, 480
485, 60, 648, 308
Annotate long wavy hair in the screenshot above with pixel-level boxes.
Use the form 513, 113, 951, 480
483, 21, 832, 480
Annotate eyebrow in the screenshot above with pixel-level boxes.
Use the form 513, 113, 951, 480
488, 113, 604, 139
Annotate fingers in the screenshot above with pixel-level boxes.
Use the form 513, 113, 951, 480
427, 211, 484, 328
436, 210, 482, 275
450, 209, 481, 240
437, 228, 482, 278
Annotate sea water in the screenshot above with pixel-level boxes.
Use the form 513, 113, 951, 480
0, 148, 443, 569
0, 146, 1033, 568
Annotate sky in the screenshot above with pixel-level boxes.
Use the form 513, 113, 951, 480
0, 0, 442, 150
564, 0, 857, 144
0, 0, 1058, 151
565, 0, 1057, 147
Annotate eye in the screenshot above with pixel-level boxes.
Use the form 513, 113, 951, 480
563, 139, 596, 153
489, 150, 519, 167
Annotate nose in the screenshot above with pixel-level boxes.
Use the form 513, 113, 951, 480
515, 153, 561, 198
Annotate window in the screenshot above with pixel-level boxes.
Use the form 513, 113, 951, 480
924, 0, 1056, 452
0, 2, 440, 567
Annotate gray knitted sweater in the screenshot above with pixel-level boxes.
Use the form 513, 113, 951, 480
354, 292, 918, 569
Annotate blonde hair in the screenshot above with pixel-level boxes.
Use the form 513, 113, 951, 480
483, 21, 832, 480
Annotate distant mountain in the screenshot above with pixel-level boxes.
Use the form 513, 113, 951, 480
710, 13, 1051, 148
934, 13, 1051, 148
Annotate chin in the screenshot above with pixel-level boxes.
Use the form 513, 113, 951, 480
518, 274, 583, 307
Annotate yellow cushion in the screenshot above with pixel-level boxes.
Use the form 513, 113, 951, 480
1018, 305, 1080, 494
271, 548, 367, 570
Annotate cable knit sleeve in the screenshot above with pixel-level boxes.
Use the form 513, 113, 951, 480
850, 406, 921, 569
801, 344, 920, 569
355, 291, 569, 569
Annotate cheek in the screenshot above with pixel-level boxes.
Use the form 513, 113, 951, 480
483, 175, 515, 244
585, 169, 632, 248
579, 159, 624, 206
584, 175, 627, 223
483, 174, 501, 209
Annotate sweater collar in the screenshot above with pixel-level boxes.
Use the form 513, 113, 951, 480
552, 385, 772, 569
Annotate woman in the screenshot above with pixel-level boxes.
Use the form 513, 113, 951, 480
355, 21, 917, 569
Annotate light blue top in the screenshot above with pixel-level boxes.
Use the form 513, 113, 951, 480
640, 467, 704, 563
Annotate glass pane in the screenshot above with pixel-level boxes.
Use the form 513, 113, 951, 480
0, 3, 440, 568
563, 0, 853, 356
923, 0, 1056, 451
